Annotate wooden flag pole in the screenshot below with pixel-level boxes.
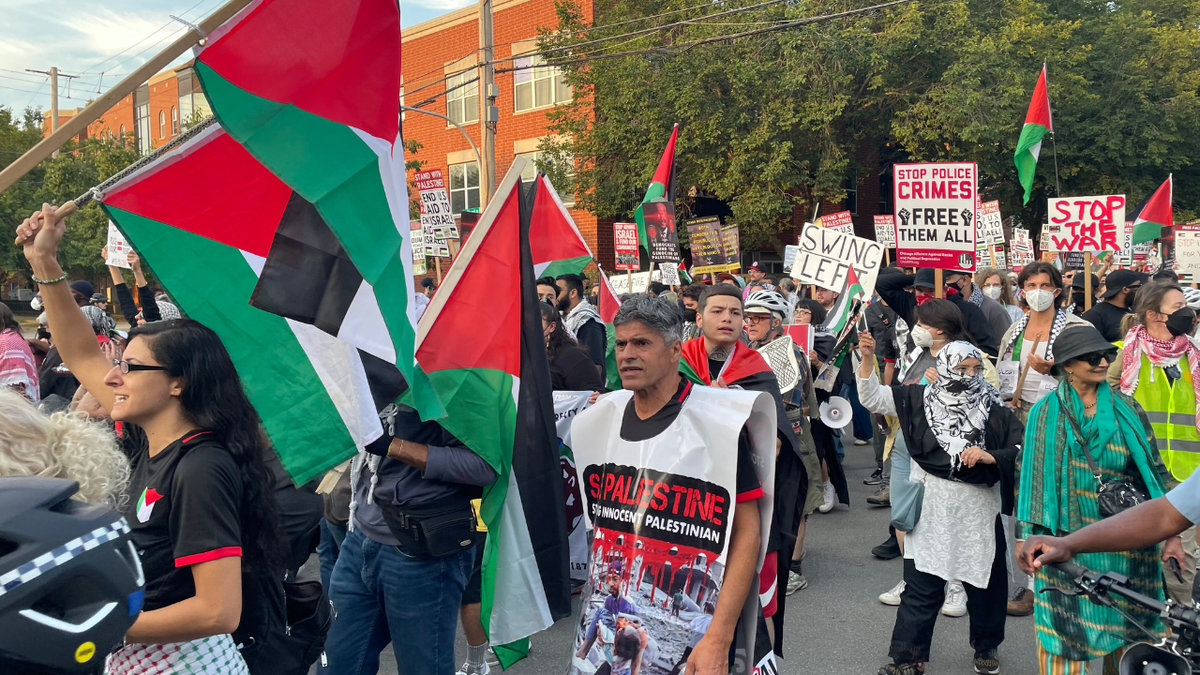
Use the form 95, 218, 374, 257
885, 249, 891, 266
627, 269, 632, 290
935, 269, 944, 299
1011, 334, 1043, 411
1084, 252, 1093, 310
989, 245, 997, 269
435, 257, 443, 284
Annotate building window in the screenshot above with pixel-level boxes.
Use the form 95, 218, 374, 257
518, 150, 575, 206
158, 111, 166, 139
845, 171, 858, 215
120, 124, 126, 138
449, 162, 480, 214
171, 106, 179, 134
513, 55, 571, 112
445, 72, 478, 126
878, 172, 892, 215
135, 104, 151, 154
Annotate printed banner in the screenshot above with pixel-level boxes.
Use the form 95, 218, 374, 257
720, 225, 741, 272
1046, 195, 1127, 253
554, 391, 594, 582
658, 263, 680, 287
609, 270, 664, 295
873, 215, 896, 247
411, 225, 426, 276
818, 210, 855, 236
414, 169, 457, 258
686, 217, 731, 274
615, 222, 640, 271
1174, 222, 1200, 277
978, 201, 1004, 245
644, 201, 680, 264
893, 162, 978, 270
795, 223, 885, 297
106, 222, 131, 269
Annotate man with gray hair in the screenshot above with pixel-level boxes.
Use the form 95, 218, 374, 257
567, 294, 775, 674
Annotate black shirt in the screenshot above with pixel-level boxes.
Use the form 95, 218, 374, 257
1082, 300, 1130, 342
550, 344, 605, 391
619, 376, 762, 501
122, 426, 244, 612
574, 318, 608, 374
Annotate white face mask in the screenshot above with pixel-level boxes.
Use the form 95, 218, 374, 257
1025, 289, 1056, 312
982, 285, 1002, 300
911, 325, 936, 348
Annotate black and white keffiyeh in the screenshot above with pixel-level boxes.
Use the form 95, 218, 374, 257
923, 341, 1002, 467
966, 285, 985, 307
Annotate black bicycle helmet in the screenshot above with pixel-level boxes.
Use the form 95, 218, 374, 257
0, 477, 143, 674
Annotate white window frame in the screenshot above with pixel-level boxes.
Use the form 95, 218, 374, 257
513, 54, 571, 112
518, 150, 575, 207
448, 162, 480, 215
158, 111, 166, 139
446, 72, 478, 126
171, 106, 179, 134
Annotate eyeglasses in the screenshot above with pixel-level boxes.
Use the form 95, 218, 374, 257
745, 314, 771, 324
111, 359, 168, 374
796, 309, 812, 317
1075, 350, 1118, 367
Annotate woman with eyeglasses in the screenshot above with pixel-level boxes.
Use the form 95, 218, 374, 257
976, 267, 1024, 323
857, 332, 1021, 675
1017, 323, 1173, 674
17, 205, 280, 674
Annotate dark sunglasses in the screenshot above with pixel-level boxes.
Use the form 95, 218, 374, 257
112, 359, 168, 374
1074, 350, 1118, 367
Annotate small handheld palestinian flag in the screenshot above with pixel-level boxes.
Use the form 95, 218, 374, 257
1131, 175, 1173, 245
677, 260, 693, 285
826, 266, 866, 334
634, 124, 678, 252
1015, 64, 1053, 205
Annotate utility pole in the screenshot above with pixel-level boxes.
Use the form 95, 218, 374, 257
27, 67, 77, 158
477, 0, 497, 207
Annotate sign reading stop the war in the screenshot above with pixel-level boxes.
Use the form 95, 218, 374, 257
1046, 195, 1127, 253
893, 162, 978, 270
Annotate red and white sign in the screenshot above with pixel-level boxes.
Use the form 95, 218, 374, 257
1046, 195, 1127, 253
1174, 222, 1200, 277
873, 215, 896, 247
613, 222, 640, 271
413, 169, 456, 257
893, 162, 978, 270
784, 325, 813, 354
820, 210, 855, 236
978, 201, 1004, 245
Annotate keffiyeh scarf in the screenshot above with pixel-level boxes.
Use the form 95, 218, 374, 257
966, 284, 985, 307
1005, 308, 1069, 362
0, 329, 38, 403
923, 341, 1002, 468
564, 298, 601, 334
1120, 324, 1200, 436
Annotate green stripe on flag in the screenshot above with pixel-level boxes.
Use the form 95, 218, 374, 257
538, 255, 593, 280
1014, 122, 1049, 205
104, 205, 361, 484
679, 358, 705, 385
604, 322, 620, 390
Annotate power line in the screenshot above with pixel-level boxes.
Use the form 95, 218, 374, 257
78, 0, 220, 75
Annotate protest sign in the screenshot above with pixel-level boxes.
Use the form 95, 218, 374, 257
819, 210, 855, 236
994, 247, 1007, 270
608, 269, 663, 294
106, 222, 131, 268
414, 169, 457, 258
553, 390, 593, 581
978, 201, 1004, 245
1062, 251, 1085, 270
893, 162, 978, 270
687, 217, 730, 274
795, 222, 885, 297
783, 245, 800, 275
1174, 222, 1200, 277
613, 222, 640, 271
411, 225, 426, 276
873, 215, 896, 247
643, 201, 680, 263
720, 225, 741, 272
658, 262, 680, 286
784, 324, 813, 354
1045, 195, 1127, 253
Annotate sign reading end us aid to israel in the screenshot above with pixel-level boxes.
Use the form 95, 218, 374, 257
894, 162, 978, 270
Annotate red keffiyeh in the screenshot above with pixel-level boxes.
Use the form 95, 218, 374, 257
0, 328, 38, 403
1120, 324, 1200, 436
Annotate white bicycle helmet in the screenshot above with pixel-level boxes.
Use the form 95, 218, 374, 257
745, 290, 789, 319
1183, 286, 1200, 310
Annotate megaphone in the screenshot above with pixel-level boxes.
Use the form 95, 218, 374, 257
819, 396, 853, 429
1120, 641, 1192, 675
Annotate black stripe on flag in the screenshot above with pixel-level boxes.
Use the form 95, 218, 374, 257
250, 191, 364, 338
515, 176, 572, 621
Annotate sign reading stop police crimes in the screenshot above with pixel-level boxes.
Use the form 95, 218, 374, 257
1046, 195, 1127, 253
893, 162, 978, 270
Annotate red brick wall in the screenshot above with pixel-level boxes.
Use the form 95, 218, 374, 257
148, 77, 180, 148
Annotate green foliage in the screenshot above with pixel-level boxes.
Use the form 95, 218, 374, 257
0, 106, 139, 284
541, 0, 1200, 250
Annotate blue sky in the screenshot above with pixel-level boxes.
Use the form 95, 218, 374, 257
0, 0, 472, 117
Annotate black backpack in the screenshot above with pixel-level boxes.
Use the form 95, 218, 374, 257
235, 574, 331, 675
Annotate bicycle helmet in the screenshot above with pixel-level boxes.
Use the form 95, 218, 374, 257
745, 290, 789, 319
0, 477, 143, 674
1183, 286, 1200, 310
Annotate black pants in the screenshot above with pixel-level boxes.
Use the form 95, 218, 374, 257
888, 516, 1008, 663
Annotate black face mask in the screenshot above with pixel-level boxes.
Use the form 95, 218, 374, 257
36, 327, 50, 341
1071, 292, 1085, 306
683, 308, 697, 323
1166, 307, 1197, 337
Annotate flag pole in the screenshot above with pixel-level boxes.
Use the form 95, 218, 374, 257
1084, 252, 1093, 310
1051, 132, 1062, 196
935, 269, 944, 299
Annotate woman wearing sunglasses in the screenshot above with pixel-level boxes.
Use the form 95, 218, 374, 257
1017, 323, 1174, 674
18, 205, 280, 674
857, 332, 1022, 675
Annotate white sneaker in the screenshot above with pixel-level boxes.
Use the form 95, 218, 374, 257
941, 581, 967, 617
456, 662, 490, 675
879, 580, 905, 606
786, 570, 808, 595
818, 481, 836, 513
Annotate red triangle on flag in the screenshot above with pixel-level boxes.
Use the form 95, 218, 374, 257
1134, 175, 1173, 228
598, 269, 622, 323
1024, 64, 1053, 130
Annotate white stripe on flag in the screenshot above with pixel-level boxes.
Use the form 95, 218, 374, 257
338, 282, 398, 364
1029, 139, 1042, 162
489, 468, 554, 645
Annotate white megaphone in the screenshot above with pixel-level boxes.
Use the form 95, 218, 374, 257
819, 396, 854, 429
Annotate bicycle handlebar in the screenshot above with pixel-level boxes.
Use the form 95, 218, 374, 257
1050, 561, 1200, 629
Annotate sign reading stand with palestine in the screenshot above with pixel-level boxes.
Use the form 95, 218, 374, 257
819, 210, 855, 236
978, 201, 1005, 245
795, 222, 885, 297
613, 222, 639, 271
893, 162, 978, 270
687, 216, 730, 273
413, 169, 456, 257
873, 215, 896, 247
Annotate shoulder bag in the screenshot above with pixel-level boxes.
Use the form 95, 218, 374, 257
1058, 389, 1148, 518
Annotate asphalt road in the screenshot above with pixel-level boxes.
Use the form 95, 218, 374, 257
337, 445, 1039, 675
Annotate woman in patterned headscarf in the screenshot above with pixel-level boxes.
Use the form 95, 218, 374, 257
857, 335, 1023, 675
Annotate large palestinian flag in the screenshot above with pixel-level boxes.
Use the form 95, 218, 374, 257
530, 173, 593, 278
404, 158, 570, 664
1132, 175, 1173, 245
634, 124, 678, 252
597, 269, 622, 390
97, 124, 387, 484
194, 0, 419, 389
1015, 64, 1052, 205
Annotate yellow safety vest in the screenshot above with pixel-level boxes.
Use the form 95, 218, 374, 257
1128, 351, 1200, 481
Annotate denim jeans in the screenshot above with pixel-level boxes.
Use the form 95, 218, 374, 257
325, 528, 473, 675
318, 519, 348, 594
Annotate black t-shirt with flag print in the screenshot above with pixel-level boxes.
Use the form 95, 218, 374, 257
122, 425, 244, 612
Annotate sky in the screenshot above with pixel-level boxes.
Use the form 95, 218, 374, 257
0, 0, 473, 117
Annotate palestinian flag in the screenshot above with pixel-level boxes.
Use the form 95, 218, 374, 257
1015, 64, 1053, 205
403, 158, 570, 665
677, 261, 693, 285
195, 0, 420, 391
597, 269, 622, 390
98, 124, 388, 484
826, 266, 865, 334
531, 173, 593, 278
1132, 175, 1173, 245
633, 124, 678, 252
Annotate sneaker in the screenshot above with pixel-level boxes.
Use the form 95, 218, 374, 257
864, 468, 884, 485
973, 648, 1000, 674
941, 581, 967, 617
1007, 587, 1034, 616
786, 570, 808, 595
871, 533, 901, 560
866, 485, 891, 506
877, 661, 925, 675
879, 580, 905, 606
818, 481, 836, 513
456, 662, 490, 675
854, 438, 871, 446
